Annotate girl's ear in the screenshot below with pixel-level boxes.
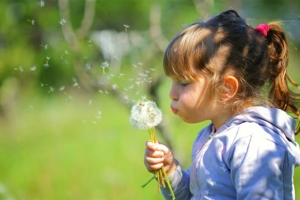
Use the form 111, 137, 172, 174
222, 75, 238, 101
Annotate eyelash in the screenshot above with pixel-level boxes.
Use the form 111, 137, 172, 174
180, 82, 189, 86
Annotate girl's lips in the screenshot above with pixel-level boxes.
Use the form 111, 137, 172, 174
171, 107, 178, 114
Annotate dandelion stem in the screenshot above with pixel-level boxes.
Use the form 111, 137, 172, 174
146, 127, 175, 199
141, 175, 156, 188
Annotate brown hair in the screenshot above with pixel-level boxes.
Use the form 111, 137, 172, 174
163, 10, 300, 134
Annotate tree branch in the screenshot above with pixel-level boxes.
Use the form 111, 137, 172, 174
76, 0, 96, 40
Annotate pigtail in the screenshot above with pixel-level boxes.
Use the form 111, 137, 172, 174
266, 22, 300, 134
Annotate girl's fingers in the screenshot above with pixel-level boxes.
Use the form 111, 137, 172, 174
144, 160, 164, 171
145, 147, 164, 157
144, 155, 164, 165
145, 141, 170, 155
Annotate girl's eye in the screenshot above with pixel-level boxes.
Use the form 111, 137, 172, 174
179, 81, 189, 86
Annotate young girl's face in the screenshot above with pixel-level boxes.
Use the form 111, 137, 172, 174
169, 72, 220, 124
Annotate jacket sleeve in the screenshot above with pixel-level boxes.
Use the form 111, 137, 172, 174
160, 164, 192, 200
227, 134, 295, 200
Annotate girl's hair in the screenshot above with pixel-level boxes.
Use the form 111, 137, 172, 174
163, 10, 300, 134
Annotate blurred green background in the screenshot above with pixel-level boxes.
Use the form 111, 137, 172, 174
0, 0, 299, 199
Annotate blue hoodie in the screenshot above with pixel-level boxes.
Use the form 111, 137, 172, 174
161, 106, 300, 200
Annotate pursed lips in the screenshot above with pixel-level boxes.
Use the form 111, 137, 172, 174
171, 106, 178, 114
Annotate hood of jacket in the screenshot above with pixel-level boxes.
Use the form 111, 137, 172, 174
222, 106, 300, 167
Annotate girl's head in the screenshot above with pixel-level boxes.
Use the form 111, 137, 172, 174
164, 10, 300, 134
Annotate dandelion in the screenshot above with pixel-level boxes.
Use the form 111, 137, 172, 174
129, 100, 175, 199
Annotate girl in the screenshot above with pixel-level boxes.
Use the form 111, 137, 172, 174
144, 10, 300, 199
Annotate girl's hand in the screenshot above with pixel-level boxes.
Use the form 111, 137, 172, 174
144, 141, 178, 176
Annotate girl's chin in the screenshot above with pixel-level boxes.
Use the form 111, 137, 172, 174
180, 116, 201, 124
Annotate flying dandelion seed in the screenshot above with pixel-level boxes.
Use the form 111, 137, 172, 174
112, 84, 118, 90
123, 94, 129, 101
59, 86, 65, 91
72, 78, 79, 87
30, 66, 36, 71
113, 55, 119, 60
101, 61, 109, 74
65, 50, 69, 54
118, 73, 125, 79
124, 24, 130, 32
29, 105, 35, 109
85, 63, 91, 71
36, 0, 45, 7
28, 19, 35, 25
98, 90, 103, 94
59, 19, 67, 25
15, 66, 24, 72
41, 44, 48, 49
95, 111, 102, 119
88, 99, 92, 106
48, 86, 55, 93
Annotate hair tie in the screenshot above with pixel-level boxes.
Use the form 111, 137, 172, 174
255, 24, 270, 37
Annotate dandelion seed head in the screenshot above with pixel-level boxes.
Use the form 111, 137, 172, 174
129, 100, 162, 130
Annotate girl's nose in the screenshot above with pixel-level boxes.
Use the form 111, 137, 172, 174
169, 84, 178, 101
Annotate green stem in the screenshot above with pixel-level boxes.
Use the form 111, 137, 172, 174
146, 127, 176, 199
141, 175, 156, 188
162, 166, 175, 200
